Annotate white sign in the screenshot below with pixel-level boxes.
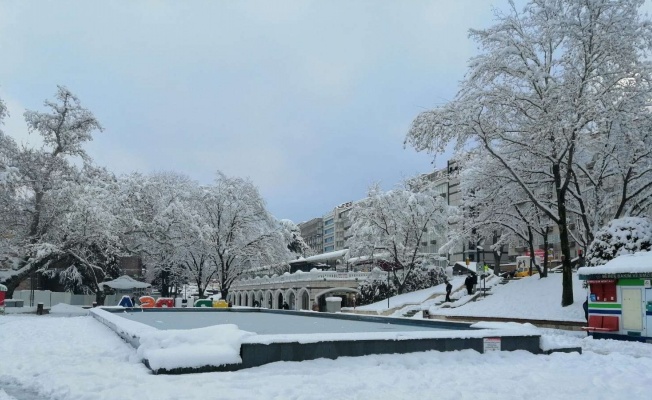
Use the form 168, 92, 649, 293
483, 337, 501, 352
645, 280, 651, 288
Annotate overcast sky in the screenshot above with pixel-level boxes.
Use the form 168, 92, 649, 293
2, 1, 651, 223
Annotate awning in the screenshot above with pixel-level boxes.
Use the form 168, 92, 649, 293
100, 275, 151, 290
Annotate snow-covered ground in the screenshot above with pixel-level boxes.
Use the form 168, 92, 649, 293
357, 273, 586, 322
1, 274, 651, 400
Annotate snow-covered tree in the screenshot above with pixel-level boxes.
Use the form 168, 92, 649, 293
347, 179, 449, 294
405, 0, 652, 306
0, 87, 103, 296
115, 172, 215, 297
28, 166, 124, 302
0, 133, 23, 253
199, 172, 288, 299
570, 117, 652, 250
586, 217, 652, 266
0, 96, 6, 128
0, 100, 25, 273
279, 219, 311, 258
457, 153, 555, 276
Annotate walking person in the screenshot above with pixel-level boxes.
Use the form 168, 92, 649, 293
445, 279, 453, 302
464, 274, 473, 295
583, 298, 589, 321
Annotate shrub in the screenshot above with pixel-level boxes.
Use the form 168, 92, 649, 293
586, 217, 652, 266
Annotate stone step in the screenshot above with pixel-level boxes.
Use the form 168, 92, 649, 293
403, 309, 421, 318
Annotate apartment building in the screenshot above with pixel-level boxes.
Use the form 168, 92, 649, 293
298, 158, 583, 268
297, 218, 324, 255
321, 210, 335, 253
416, 167, 451, 255
334, 201, 353, 250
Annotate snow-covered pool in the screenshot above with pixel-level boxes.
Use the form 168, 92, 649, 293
117, 308, 461, 334
94, 308, 545, 374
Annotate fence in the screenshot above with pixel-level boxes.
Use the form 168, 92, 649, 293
11, 290, 120, 308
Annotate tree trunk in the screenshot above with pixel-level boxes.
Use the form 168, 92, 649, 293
493, 249, 502, 276
1, 266, 32, 298
541, 234, 549, 278
553, 164, 574, 307
95, 290, 106, 306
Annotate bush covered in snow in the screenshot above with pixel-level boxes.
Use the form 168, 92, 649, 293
402, 267, 447, 293
357, 266, 446, 305
586, 217, 652, 266
357, 275, 394, 305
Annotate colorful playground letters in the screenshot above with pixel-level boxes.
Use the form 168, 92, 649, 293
120, 295, 228, 308
194, 299, 228, 308
138, 296, 174, 308
133, 296, 229, 308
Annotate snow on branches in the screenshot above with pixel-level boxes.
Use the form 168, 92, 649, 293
405, 0, 652, 306
586, 217, 652, 266
347, 179, 450, 294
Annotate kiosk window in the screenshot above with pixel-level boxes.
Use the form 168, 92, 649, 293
589, 281, 617, 302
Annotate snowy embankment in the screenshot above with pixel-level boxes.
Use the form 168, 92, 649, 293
431, 273, 586, 322
353, 277, 466, 314
357, 273, 586, 322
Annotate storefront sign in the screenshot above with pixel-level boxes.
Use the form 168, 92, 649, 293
580, 273, 652, 280
588, 279, 617, 284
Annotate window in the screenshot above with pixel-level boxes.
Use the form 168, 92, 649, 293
324, 227, 334, 235
324, 218, 334, 226
589, 280, 617, 302
324, 245, 334, 252
324, 237, 334, 244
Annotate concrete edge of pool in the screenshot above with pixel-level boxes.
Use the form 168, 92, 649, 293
92, 308, 580, 375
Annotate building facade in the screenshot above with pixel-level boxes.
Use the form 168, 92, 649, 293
298, 217, 324, 255
322, 210, 335, 253
334, 201, 353, 251
297, 158, 583, 269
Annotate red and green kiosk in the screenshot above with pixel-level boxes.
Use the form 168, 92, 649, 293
578, 252, 652, 342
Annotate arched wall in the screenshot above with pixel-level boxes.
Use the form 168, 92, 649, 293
266, 291, 273, 309
275, 289, 284, 309
285, 289, 297, 310
297, 288, 311, 310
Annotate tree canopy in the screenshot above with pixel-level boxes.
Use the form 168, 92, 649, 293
347, 179, 449, 294
406, 0, 652, 306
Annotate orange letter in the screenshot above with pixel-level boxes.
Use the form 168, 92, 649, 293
139, 296, 155, 308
